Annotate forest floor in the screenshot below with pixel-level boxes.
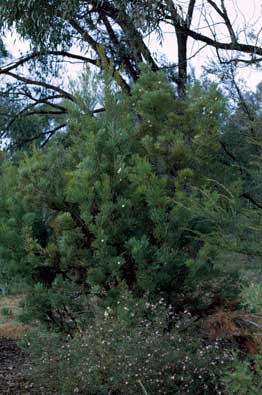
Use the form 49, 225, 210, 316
0, 337, 35, 394
0, 296, 35, 394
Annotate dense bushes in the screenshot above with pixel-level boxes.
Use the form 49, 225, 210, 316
0, 71, 237, 313
0, 70, 262, 394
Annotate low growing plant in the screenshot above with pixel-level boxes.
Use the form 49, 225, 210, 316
23, 299, 233, 395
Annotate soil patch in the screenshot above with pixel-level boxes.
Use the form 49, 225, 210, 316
0, 337, 35, 394
0, 297, 40, 394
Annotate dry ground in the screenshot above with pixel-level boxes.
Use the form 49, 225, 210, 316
0, 296, 29, 339
0, 296, 35, 394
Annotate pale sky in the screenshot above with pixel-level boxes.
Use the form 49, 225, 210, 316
2, 0, 262, 90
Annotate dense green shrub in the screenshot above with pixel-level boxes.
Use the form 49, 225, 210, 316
224, 355, 262, 395
1, 69, 262, 395
19, 280, 91, 333
0, 70, 242, 325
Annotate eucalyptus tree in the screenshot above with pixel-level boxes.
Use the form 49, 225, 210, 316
0, 0, 261, 146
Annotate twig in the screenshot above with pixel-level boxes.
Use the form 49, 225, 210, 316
138, 380, 150, 395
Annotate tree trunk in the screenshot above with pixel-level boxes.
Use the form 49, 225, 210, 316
176, 29, 188, 98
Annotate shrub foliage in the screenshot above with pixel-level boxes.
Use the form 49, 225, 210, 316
0, 70, 261, 394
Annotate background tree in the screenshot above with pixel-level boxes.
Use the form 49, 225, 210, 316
0, 0, 261, 148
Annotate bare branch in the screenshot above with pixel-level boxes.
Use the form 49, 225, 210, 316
185, 28, 262, 57
0, 51, 98, 74
206, 0, 237, 43
19, 92, 67, 111
100, 12, 139, 81
4, 71, 75, 101
93, 0, 159, 70
69, 18, 131, 93
93, 107, 105, 114
219, 57, 262, 65
240, 193, 262, 209
187, 43, 209, 61
187, 0, 196, 28
24, 110, 67, 116
14, 122, 67, 149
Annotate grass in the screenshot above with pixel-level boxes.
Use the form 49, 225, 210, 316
0, 295, 29, 339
